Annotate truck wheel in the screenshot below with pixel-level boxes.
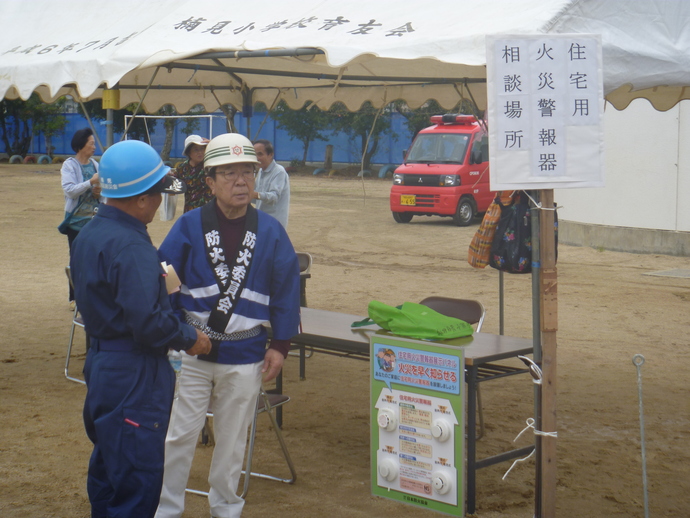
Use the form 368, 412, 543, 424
453, 198, 475, 226
392, 212, 413, 223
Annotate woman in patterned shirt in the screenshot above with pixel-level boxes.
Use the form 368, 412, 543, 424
173, 135, 211, 212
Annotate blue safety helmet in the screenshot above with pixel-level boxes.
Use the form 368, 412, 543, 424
99, 140, 185, 198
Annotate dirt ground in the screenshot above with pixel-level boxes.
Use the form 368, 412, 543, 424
1, 163, 689, 518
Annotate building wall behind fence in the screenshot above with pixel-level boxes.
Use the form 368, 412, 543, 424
2, 111, 414, 167
556, 99, 690, 234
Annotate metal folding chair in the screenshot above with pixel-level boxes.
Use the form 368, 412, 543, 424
296, 251, 312, 307
292, 252, 313, 370
418, 296, 485, 332
64, 266, 86, 385
186, 387, 297, 499
418, 296, 487, 439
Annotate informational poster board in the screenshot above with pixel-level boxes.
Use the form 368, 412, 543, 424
486, 34, 604, 190
371, 333, 465, 516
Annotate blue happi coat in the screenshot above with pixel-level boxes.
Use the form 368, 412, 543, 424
158, 203, 300, 365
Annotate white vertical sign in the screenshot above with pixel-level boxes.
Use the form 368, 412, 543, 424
487, 34, 604, 190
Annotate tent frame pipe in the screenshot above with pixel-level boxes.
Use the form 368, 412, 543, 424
212, 58, 245, 86
114, 82, 467, 92
166, 60, 487, 85
184, 48, 326, 60
75, 98, 106, 153
119, 67, 160, 142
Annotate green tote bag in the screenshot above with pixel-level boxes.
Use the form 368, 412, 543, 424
352, 300, 474, 340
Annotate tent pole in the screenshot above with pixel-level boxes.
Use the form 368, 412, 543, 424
242, 88, 253, 138
538, 189, 558, 517
252, 91, 281, 141
120, 68, 160, 141
75, 97, 105, 153
106, 109, 114, 148
359, 103, 385, 195
460, 80, 487, 133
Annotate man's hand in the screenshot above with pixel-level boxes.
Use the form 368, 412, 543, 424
261, 348, 285, 382
185, 329, 212, 356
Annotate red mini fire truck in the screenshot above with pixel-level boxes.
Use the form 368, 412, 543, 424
389, 114, 494, 226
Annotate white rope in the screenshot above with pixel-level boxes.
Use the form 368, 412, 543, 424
502, 418, 558, 480
501, 448, 535, 481
521, 190, 563, 211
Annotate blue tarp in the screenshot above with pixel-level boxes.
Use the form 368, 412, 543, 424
1, 111, 412, 167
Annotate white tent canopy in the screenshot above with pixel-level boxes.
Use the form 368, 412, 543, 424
2, 0, 690, 113
4, 2, 690, 514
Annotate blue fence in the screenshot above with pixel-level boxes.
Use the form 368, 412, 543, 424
2, 111, 413, 167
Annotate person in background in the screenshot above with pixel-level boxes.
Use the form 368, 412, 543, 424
71, 140, 211, 518
155, 133, 300, 518
61, 127, 101, 309
172, 135, 211, 212
252, 139, 290, 229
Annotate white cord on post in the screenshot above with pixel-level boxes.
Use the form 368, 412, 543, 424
521, 190, 563, 210
502, 418, 558, 480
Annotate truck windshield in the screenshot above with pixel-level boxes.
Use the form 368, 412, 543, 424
406, 133, 470, 164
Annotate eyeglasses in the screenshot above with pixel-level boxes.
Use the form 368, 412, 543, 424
215, 170, 255, 182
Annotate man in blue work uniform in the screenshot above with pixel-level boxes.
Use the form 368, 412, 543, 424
70, 140, 212, 518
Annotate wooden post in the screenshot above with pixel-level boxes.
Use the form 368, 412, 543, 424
539, 189, 558, 517
324, 144, 333, 170
530, 201, 542, 518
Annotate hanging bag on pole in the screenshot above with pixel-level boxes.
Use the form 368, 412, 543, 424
489, 192, 532, 274
467, 197, 502, 269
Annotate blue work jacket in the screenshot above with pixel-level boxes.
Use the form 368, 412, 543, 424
70, 204, 197, 353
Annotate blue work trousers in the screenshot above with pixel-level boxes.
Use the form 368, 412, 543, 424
83, 343, 175, 518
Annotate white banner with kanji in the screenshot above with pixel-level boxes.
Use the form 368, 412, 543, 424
487, 34, 604, 190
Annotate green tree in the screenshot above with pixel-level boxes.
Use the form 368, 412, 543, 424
393, 99, 444, 139
0, 99, 32, 155
158, 105, 177, 161
31, 97, 67, 157
179, 106, 205, 136
392, 99, 478, 140
269, 100, 330, 165
158, 104, 204, 162
0, 94, 67, 156
78, 100, 153, 143
219, 104, 238, 133
329, 101, 395, 171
